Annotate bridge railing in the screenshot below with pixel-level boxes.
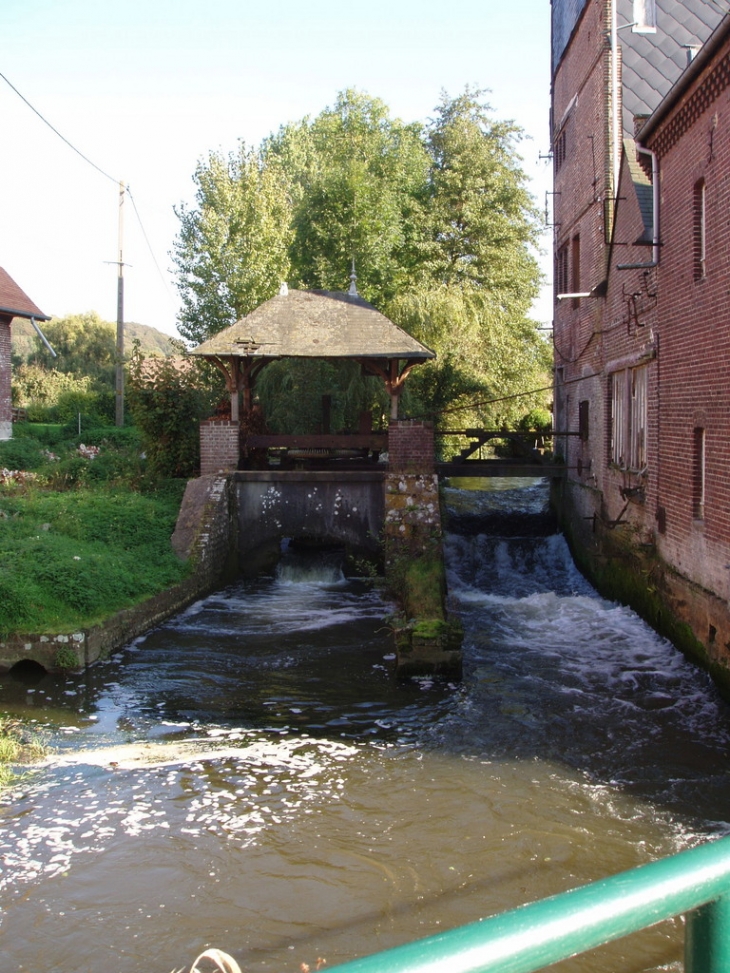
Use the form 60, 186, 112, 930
327, 836, 730, 973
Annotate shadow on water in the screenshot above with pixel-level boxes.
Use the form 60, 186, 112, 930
1, 478, 729, 972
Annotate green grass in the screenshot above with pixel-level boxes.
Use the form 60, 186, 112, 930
0, 717, 46, 787
0, 424, 191, 637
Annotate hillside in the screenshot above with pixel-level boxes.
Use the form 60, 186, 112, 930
11, 317, 179, 362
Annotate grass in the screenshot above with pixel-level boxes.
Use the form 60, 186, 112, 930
0, 717, 47, 787
0, 423, 191, 637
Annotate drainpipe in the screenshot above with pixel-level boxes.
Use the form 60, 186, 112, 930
616, 145, 659, 269
610, 0, 620, 205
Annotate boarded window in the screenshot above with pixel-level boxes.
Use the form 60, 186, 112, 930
571, 235, 581, 306
555, 244, 569, 301
611, 371, 627, 466
629, 365, 647, 470
611, 364, 648, 471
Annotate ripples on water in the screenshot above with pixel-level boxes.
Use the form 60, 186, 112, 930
1, 478, 730, 972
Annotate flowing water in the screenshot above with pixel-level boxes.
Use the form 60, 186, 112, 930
1, 479, 730, 972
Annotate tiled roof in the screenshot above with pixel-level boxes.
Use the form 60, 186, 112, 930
0, 267, 48, 321
623, 139, 654, 241
620, 0, 727, 133
192, 289, 435, 361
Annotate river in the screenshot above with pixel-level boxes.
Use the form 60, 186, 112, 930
1, 478, 729, 972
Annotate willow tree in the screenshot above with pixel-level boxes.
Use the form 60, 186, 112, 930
387, 89, 549, 428
172, 144, 293, 344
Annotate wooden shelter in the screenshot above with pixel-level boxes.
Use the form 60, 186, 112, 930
192, 285, 434, 421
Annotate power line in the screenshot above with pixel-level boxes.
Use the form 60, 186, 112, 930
127, 187, 175, 302
0, 69, 118, 185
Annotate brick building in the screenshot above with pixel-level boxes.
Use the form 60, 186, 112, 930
0, 268, 49, 440
551, 1, 730, 687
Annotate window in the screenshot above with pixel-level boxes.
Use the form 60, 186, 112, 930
693, 427, 706, 519
633, 0, 657, 33
579, 400, 590, 442
555, 244, 569, 301
694, 179, 706, 280
611, 371, 627, 466
571, 235, 581, 307
554, 129, 567, 173
629, 365, 647, 470
610, 364, 648, 470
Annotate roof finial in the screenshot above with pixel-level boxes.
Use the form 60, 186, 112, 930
348, 259, 359, 297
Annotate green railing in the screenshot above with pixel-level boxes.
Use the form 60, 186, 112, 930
330, 836, 730, 973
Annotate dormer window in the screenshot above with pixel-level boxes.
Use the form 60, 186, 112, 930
633, 0, 656, 34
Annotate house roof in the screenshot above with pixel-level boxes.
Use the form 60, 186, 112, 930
191, 288, 435, 361
638, 11, 730, 143
619, 0, 725, 134
0, 267, 49, 321
623, 138, 654, 242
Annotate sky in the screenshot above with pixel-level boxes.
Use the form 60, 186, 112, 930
1, 0, 553, 339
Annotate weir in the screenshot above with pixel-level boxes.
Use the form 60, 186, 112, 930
234, 470, 385, 575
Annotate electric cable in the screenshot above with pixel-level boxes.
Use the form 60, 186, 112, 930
0, 70, 118, 185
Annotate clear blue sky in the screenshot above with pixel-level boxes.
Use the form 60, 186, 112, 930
1, 0, 552, 338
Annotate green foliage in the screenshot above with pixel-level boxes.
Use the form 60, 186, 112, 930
173, 86, 549, 427
0, 483, 189, 636
0, 436, 47, 471
27, 311, 116, 380
12, 363, 114, 425
256, 358, 387, 434
127, 349, 221, 477
266, 89, 430, 303
173, 144, 293, 343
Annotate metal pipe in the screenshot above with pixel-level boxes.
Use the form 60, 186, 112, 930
329, 836, 730, 973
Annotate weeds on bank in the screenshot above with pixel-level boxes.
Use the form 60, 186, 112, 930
0, 717, 47, 787
0, 424, 190, 637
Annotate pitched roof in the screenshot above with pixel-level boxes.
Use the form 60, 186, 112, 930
623, 138, 654, 242
191, 288, 435, 361
639, 11, 730, 143
0, 267, 49, 321
619, 0, 725, 134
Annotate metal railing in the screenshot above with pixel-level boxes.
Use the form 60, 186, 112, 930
330, 836, 730, 973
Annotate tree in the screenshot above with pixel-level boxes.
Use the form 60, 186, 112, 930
172, 144, 293, 344
127, 346, 221, 478
28, 311, 116, 380
265, 89, 430, 304
173, 88, 549, 431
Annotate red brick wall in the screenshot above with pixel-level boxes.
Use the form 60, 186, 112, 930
388, 420, 435, 473
200, 420, 240, 476
0, 317, 11, 434
644, 38, 730, 601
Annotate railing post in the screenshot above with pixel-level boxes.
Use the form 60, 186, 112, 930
686, 894, 730, 973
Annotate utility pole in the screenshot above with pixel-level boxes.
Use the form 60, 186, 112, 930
115, 180, 125, 427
